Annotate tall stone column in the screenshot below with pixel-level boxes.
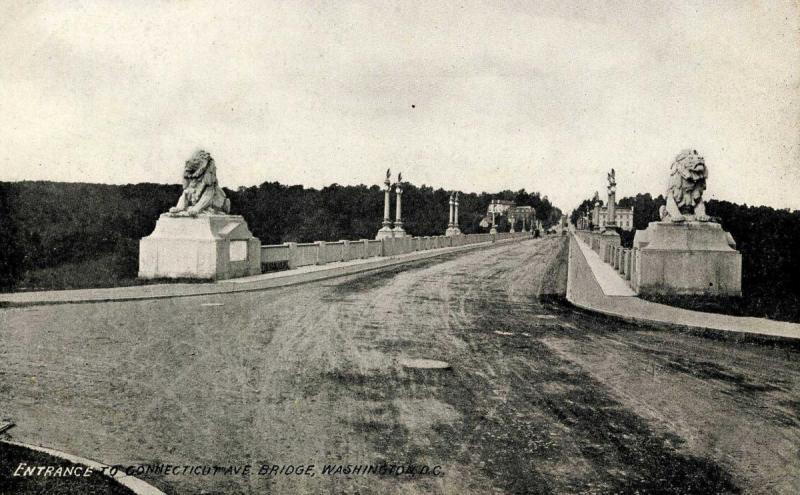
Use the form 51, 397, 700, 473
490, 200, 498, 235
446, 192, 456, 236
601, 169, 620, 245
452, 192, 462, 235
448, 193, 454, 227
509, 212, 516, 233
606, 189, 616, 228
383, 186, 391, 225
375, 171, 394, 239
605, 168, 617, 229
393, 179, 406, 237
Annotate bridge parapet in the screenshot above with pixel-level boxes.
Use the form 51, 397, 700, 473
261, 231, 532, 273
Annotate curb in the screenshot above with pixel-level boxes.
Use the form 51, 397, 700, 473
1, 440, 166, 495
565, 298, 800, 347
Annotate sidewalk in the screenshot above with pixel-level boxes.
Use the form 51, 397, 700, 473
567, 234, 800, 340
0, 237, 528, 307
572, 234, 635, 296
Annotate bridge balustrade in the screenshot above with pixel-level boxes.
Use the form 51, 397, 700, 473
571, 232, 643, 291
262, 244, 290, 265
260, 231, 533, 273
290, 243, 318, 268
366, 240, 383, 257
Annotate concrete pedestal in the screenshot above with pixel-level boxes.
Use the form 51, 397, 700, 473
601, 230, 620, 242
445, 227, 462, 237
139, 214, 261, 280
392, 226, 407, 238
632, 221, 741, 296
600, 229, 621, 263
375, 226, 394, 240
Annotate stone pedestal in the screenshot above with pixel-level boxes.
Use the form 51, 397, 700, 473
600, 229, 620, 263
601, 229, 620, 242
139, 214, 261, 280
632, 221, 741, 296
375, 225, 394, 240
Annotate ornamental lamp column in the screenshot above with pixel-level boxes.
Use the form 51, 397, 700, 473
376, 170, 394, 239
449, 193, 455, 225
393, 175, 406, 237
383, 180, 391, 226
446, 192, 455, 236
606, 186, 617, 228
454, 192, 461, 235
605, 169, 617, 229
490, 200, 498, 235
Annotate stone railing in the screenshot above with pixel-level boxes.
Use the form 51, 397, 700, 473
261, 231, 530, 270
574, 230, 639, 291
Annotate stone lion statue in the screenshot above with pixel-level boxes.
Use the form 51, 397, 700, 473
659, 149, 709, 222
167, 150, 231, 217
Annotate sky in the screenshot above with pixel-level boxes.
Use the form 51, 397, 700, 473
1, 1, 798, 213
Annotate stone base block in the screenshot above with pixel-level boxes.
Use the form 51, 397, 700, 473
139, 214, 261, 280
633, 221, 741, 296
375, 226, 394, 240
445, 227, 462, 237
601, 230, 621, 242
392, 226, 407, 238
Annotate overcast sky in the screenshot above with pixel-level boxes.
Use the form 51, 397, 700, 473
1, 1, 798, 212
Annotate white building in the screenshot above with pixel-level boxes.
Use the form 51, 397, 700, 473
598, 206, 634, 231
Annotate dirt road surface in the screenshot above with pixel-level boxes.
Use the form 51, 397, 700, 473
2, 237, 799, 494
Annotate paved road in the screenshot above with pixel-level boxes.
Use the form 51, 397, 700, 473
2, 237, 799, 494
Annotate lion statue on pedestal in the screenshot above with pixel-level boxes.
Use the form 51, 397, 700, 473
168, 150, 231, 217
659, 149, 709, 222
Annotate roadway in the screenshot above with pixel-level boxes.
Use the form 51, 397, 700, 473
1, 236, 798, 494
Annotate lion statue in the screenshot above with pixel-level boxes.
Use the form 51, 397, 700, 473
167, 150, 231, 217
659, 149, 709, 222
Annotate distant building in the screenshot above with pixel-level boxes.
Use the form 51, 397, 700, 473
598, 206, 634, 231
482, 200, 515, 226
487, 200, 515, 215
482, 201, 535, 230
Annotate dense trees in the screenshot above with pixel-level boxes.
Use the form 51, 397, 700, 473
0, 184, 23, 289
706, 200, 800, 321
232, 182, 559, 244
0, 181, 560, 290
569, 198, 600, 228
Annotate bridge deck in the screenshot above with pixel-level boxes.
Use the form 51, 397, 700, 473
2, 236, 799, 494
